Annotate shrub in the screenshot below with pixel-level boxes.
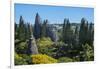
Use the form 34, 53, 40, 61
31, 54, 57, 64
37, 37, 53, 47
72, 56, 80, 62
15, 53, 28, 65
58, 57, 73, 63
37, 37, 54, 54
80, 44, 94, 61
15, 42, 28, 54
18, 54, 32, 64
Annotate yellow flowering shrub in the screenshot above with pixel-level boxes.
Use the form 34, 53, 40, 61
31, 54, 57, 64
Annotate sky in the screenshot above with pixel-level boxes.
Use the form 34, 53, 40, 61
15, 4, 94, 24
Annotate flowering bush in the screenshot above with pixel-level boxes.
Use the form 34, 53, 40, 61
31, 54, 57, 64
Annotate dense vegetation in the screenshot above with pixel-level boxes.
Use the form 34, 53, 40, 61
15, 13, 94, 65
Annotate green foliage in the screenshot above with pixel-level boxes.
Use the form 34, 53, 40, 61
62, 18, 74, 44
14, 13, 94, 65
24, 23, 32, 39
19, 42, 26, 49
17, 16, 26, 40
72, 56, 80, 62
80, 44, 94, 61
41, 20, 48, 37
15, 42, 28, 54
31, 54, 57, 64
58, 57, 73, 63
15, 16, 32, 41
79, 18, 94, 46
15, 53, 33, 65
88, 23, 94, 46
34, 13, 41, 39
37, 37, 53, 47
37, 37, 54, 56
19, 54, 32, 64
15, 53, 28, 65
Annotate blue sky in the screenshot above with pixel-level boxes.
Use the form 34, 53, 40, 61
15, 4, 94, 24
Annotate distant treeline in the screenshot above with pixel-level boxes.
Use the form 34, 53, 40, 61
15, 13, 94, 47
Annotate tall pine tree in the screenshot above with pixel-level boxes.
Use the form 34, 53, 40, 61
88, 22, 94, 46
41, 19, 48, 38
34, 13, 41, 39
62, 18, 73, 44
17, 16, 26, 41
79, 18, 86, 45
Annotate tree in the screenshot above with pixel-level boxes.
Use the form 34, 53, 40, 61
79, 18, 94, 47
27, 24, 39, 55
17, 16, 26, 41
27, 36, 39, 55
34, 13, 41, 39
15, 22, 18, 39
46, 23, 58, 42
41, 20, 48, 38
24, 23, 31, 39
88, 22, 94, 46
73, 26, 79, 48
84, 21, 89, 44
62, 18, 67, 42
79, 18, 87, 45
62, 18, 73, 44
